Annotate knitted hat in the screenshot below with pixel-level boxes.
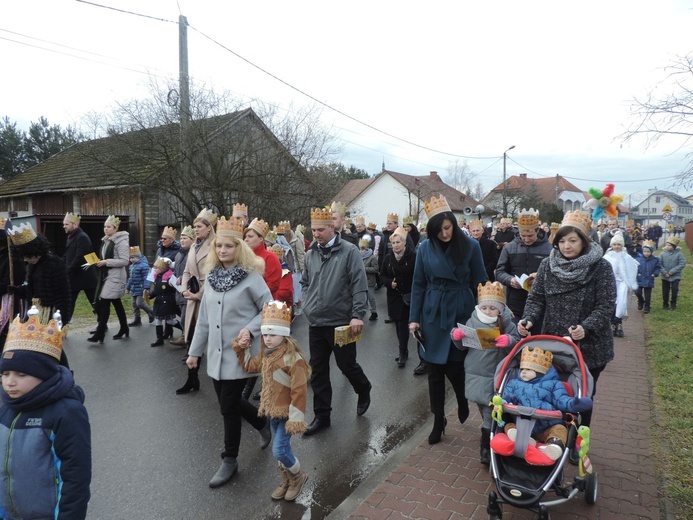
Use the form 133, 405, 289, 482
0, 315, 65, 381
260, 301, 291, 337
642, 240, 656, 252
610, 232, 625, 247
477, 282, 505, 312
520, 346, 553, 375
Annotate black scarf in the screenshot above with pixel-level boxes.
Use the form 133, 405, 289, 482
207, 265, 248, 292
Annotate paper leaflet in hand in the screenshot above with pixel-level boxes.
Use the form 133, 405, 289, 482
334, 325, 361, 346
170, 274, 183, 293
83, 252, 99, 265
513, 273, 532, 291
454, 323, 500, 350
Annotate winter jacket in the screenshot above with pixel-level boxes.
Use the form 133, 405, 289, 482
63, 227, 97, 292
150, 270, 178, 318
463, 307, 520, 406
503, 366, 579, 436
95, 231, 129, 300
600, 228, 633, 255
155, 239, 181, 263
25, 253, 73, 324
126, 255, 150, 296
636, 254, 661, 288
288, 229, 306, 272
361, 250, 379, 287
188, 270, 272, 380
173, 247, 190, 306
274, 268, 294, 309
380, 247, 417, 321
659, 247, 686, 282
522, 250, 616, 370
234, 341, 310, 434
476, 235, 500, 282
0, 367, 91, 520
495, 236, 553, 317
301, 234, 368, 327
181, 234, 213, 341
252, 242, 282, 298
409, 236, 488, 365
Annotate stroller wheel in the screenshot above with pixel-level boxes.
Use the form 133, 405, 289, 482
539, 505, 551, 520
487, 492, 502, 520
585, 473, 598, 505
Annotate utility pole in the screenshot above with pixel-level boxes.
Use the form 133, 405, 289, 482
502, 145, 515, 217
179, 15, 190, 178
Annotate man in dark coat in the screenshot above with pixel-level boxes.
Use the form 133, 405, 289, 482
63, 213, 97, 318
469, 219, 499, 282
600, 218, 632, 254
155, 226, 181, 263
493, 218, 516, 250
0, 225, 26, 351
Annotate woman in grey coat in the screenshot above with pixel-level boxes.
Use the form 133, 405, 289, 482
186, 219, 273, 488
518, 212, 616, 428
88, 215, 130, 343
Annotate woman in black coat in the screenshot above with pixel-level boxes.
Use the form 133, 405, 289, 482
379, 227, 417, 368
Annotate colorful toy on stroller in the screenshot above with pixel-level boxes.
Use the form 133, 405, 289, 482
486, 335, 598, 520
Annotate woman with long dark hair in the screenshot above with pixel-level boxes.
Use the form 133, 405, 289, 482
408, 196, 488, 444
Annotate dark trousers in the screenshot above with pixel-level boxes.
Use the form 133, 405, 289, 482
96, 298, 127, 333
635, 286, 652, 309
662, 279, 679, 305
394, 319, 410, 354
427, 359, 467, 420
309, 326, 371, 418
70, 286, 96, 318
581, 364, 606, 428
212, 378, 266, 458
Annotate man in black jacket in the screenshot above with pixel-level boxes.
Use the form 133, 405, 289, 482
63, 213, 98, 320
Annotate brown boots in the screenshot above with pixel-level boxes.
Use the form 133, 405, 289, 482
272, 463, 308, 501
169, 334, 186, 346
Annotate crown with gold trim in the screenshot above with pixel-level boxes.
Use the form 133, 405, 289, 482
560, 210, 592, 236
261, 301, 292, 336
550, 222, 561, 230
269, 244, 284, 260
330, 200, 347, 217
458, 216, 466, 225
403, 215, 414, 225
424, 195, 451, 219
500, 217, 513, 225
64, 212, 80, 225
642, 239, 656, 251
517, 208, 540, 230
216, 216, 245, 238
520, 346, 553, 375
276, 221, 291, 234
129, 246, 141, 256
391, 227, 408, 241
196, 208, 218, 226
247, 218, 269, 238
232, 203, 248, 219
8, 222, 37, 246
4, 315, 66, 362
625, 219, 635, 228
355, 216, 365, 226
105, 215, 121, 228
153, 257, 172, 270
469, 219, 484, 229
386, 212, 400, 224
367, 221, 378, 230
477, 281, 505, 305
311, 206, 333, 227
181, 225, 195, 239
161, 226, 177, 239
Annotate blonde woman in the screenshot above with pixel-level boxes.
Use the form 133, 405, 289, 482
186, 217, 273, 488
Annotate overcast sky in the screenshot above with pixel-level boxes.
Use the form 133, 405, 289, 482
2, 0, 693, 202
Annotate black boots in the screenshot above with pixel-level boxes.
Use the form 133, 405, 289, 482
128, 317, 142, 327
396, 349, 408, 368
151, 325, 165, 347
480, 428, 491, 465
87, 330, 105, 344
428, 415, 447, 445
162, 324, 173, 339
113, 326, 130, 340
176, 365, 200, 394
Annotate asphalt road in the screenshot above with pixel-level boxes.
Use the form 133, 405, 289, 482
66, 289, 432, 520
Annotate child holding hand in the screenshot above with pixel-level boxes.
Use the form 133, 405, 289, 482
635, 240, 661, 314
234, 301, 310, 502
149, 257, 178, 347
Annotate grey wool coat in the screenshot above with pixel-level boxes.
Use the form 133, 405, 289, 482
96, 231, 129, 300
522, 250, 616, 370
181, 236, 213, 341
188, 270, 272, 381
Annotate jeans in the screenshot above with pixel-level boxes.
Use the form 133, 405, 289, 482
367, 286, 377, 312
662, 279, 679, 305
131, 294, 153, 319
635, 286, 652, 309
212, 378, 266, 458
271, 418, 296, 469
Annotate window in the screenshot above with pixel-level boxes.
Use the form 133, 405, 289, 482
655, 196, 661, 203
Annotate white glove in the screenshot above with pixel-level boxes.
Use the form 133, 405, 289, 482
81, 263, 91, 271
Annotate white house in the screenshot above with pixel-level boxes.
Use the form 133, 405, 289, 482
633, 190, 693, 227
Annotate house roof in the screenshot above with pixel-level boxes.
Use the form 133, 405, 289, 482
635, 190, 693, 208
486, 174, 583, 203
0, 110, 251, 198
332, 170, 479, 211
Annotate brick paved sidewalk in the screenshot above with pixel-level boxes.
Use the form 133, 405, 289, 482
330, 310, 663, 520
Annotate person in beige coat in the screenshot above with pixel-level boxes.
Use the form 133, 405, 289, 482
176, 208, 216, 394
88, 215, 130, 344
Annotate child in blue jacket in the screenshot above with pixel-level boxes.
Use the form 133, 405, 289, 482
635, 240, 661, 314
126, 246, 153, 326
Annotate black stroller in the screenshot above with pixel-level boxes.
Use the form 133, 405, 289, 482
486, 335, 598, 520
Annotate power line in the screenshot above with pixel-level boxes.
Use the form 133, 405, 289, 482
75, 0, 177, 23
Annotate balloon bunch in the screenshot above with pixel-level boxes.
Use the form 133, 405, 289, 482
583, 183, 623, 222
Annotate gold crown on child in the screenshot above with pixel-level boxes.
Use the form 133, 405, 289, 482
311, 207, 333, 226
520, 346, 553, 375
129, 246, 141, 256
5, 315, 66, 361
153, 257, 172, 270
276, 221, 291, 234
424, 195, 451, 219
232, 203, 248, 218
517, 208, 540, 229
477, 281, 505, 304
261, 301, 292, 336
269, 244, 284, 259
216, 216, 245, 238
105, 215, 121, 228
560, 210, 592, 236
643, 239, 656, 250
8, 222, 37, 246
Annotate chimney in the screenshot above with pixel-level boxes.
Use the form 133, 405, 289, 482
519, 173, 527, 179
429, 171, 439, 180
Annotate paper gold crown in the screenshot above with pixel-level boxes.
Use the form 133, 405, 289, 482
265, 229, 278, 243
196, 208, 218, 226
550, 222, 561, 230
391, 227, 408, 241
355, 216, 365, 226
469, 219, 484, 229
64, 212, 80, 225
4, 315, 66, 361
276, 221, 291, 234
129, 246, 141, 256
105, 215, 121, 228
500, 217, 513, 225
367, 222, 378, 230
424, 195, 451, 219
520, 346, 553, 375
181, 225, 195, 239
311, 207, 333, 226
358, 236, 372, 249
403, 215, 414, 225
477, 281, 505, 305
216, 216, 245, 238
625, 219, 635, 228
247, 218, 269, 238
330, 200, 347, 217
642, 239, 656, 250
232, 203, 248, 218
458, 216, 466, 224
161, 226, 177, 239
8, 222, 37, 246
153, 257, 172, 270
386, 212, 399, 224
269, 244, 284, 259
517, 208, 540, 229
666, 236, 680, 247
260, 301, 292, 336
560, 210, 592, 236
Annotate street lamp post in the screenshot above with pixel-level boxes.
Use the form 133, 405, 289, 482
502, 145, 515, 218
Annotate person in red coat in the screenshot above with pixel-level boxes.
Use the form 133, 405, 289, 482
267, 245, 294, 311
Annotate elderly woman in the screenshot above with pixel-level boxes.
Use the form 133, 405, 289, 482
88, 215, 130, 344
409, 196, 488, 445
186, 216, 272, 488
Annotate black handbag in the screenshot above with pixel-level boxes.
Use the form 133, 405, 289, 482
188, 276, 200, 294
401, 292, 412, 306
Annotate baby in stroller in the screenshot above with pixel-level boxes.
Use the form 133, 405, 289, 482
491, 345, 593, 465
